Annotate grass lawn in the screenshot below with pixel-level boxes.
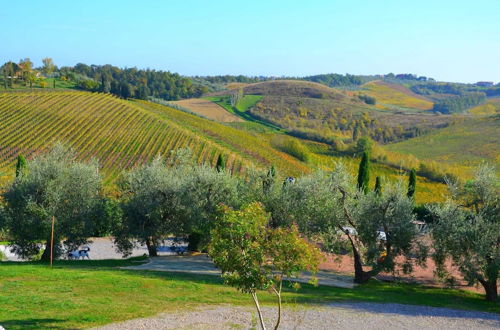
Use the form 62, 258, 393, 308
0, 258, 498, 329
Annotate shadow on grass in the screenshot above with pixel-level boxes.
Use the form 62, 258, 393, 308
0, 318, 66, 330
2, 258, 498, 315
0, 255, 149, 269
101, 268, 499, 315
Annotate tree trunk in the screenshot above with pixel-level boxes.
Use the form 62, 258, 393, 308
479, 279, 498, 302
145, 237, 158, 257
345, 232, 379, 284
273, 281, 282, 330
251, 292, 266, 330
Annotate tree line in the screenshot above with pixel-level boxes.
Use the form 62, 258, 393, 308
433, 92, 487, 114
66, 63, 208, 100
1, 58, 208, 100
0, 144, 497, 303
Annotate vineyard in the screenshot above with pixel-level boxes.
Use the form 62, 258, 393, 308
0, 90, 309, 182
362, 81, 434, 111
0, 89, 456, 203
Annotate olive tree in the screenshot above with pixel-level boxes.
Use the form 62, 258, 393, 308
115, 149, 249, 256
115, 156, 189, 256
267, 164, 426, 284
263, 170, 337, 235
1, 144, 103, 261
323, 165, 427, 283
430, 164, 499, 301
209, 202, 321, 330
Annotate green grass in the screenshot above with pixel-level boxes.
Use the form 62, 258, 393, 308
0, 259, 497, 329
387, 115, 500, 170
235, 95, 263, 112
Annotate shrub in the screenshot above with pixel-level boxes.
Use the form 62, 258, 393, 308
271, 135, 310, 162
187, 231, 204, 252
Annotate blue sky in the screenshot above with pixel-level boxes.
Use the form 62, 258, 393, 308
0, 0, 499, 83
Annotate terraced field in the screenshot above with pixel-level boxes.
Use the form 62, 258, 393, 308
0, 90, 309, 182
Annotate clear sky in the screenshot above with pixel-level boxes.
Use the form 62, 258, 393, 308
1, 0, 499, 83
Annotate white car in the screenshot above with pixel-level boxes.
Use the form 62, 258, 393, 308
340, 227, 387, 241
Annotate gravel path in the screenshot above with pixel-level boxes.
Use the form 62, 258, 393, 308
1, 237, 186, 261
94, 302, 500, 329
124, 255, 355, 288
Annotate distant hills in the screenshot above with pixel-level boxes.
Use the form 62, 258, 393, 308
1, 59, 498, 203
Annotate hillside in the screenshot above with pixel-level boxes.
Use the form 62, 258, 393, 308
241, 80, 352, 100
362, 81, 434, 111
0, 89, 451, 203
469, 98, 500, 115
169, 98, 243, 122
0, 90, 310, 182
387, 115, 500, 169
237, 80, 451, 144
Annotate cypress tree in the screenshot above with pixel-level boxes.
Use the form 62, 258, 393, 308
357, 151, 370, 194
263, 165, 276, 194
216, 154, 225, 172
407, 168, 417, 199
352, 125, 360, 141
53, 78, 56, 89
374, 176, 382, 196
15, 154, 27, 177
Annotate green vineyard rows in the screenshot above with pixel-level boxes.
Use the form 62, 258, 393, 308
0, 90, 309, 182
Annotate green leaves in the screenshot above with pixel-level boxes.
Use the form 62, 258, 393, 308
2, 144, 103, 260
208, 203, 321, 293
430, 164, 499, 300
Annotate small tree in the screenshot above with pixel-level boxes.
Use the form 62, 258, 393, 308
215, 154, 225, 172
431, 165, 499, 301
357, 151, 370, 194
42, 57, 56, 76
230, 88, 243, 107
209, 203, 321, 330
15, 154, 27, 178
407, 168, 417, 199
374, 176, 382, 196
262, 165, 276, 195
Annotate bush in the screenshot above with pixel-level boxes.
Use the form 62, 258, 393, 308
76, 79, 100, 92
187, 231, 204, 252
271, 136, 310, 162
358, 94, 376, 105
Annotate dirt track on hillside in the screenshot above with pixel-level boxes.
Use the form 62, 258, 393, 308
171, 98, 243, 122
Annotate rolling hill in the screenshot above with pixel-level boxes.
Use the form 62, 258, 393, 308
362, 81, 434, 111
232, 80, 451, 144
469, 98, 500, 115
0, 90, 310, 182
386, 115, 500, 170
0, 88, 451, 203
